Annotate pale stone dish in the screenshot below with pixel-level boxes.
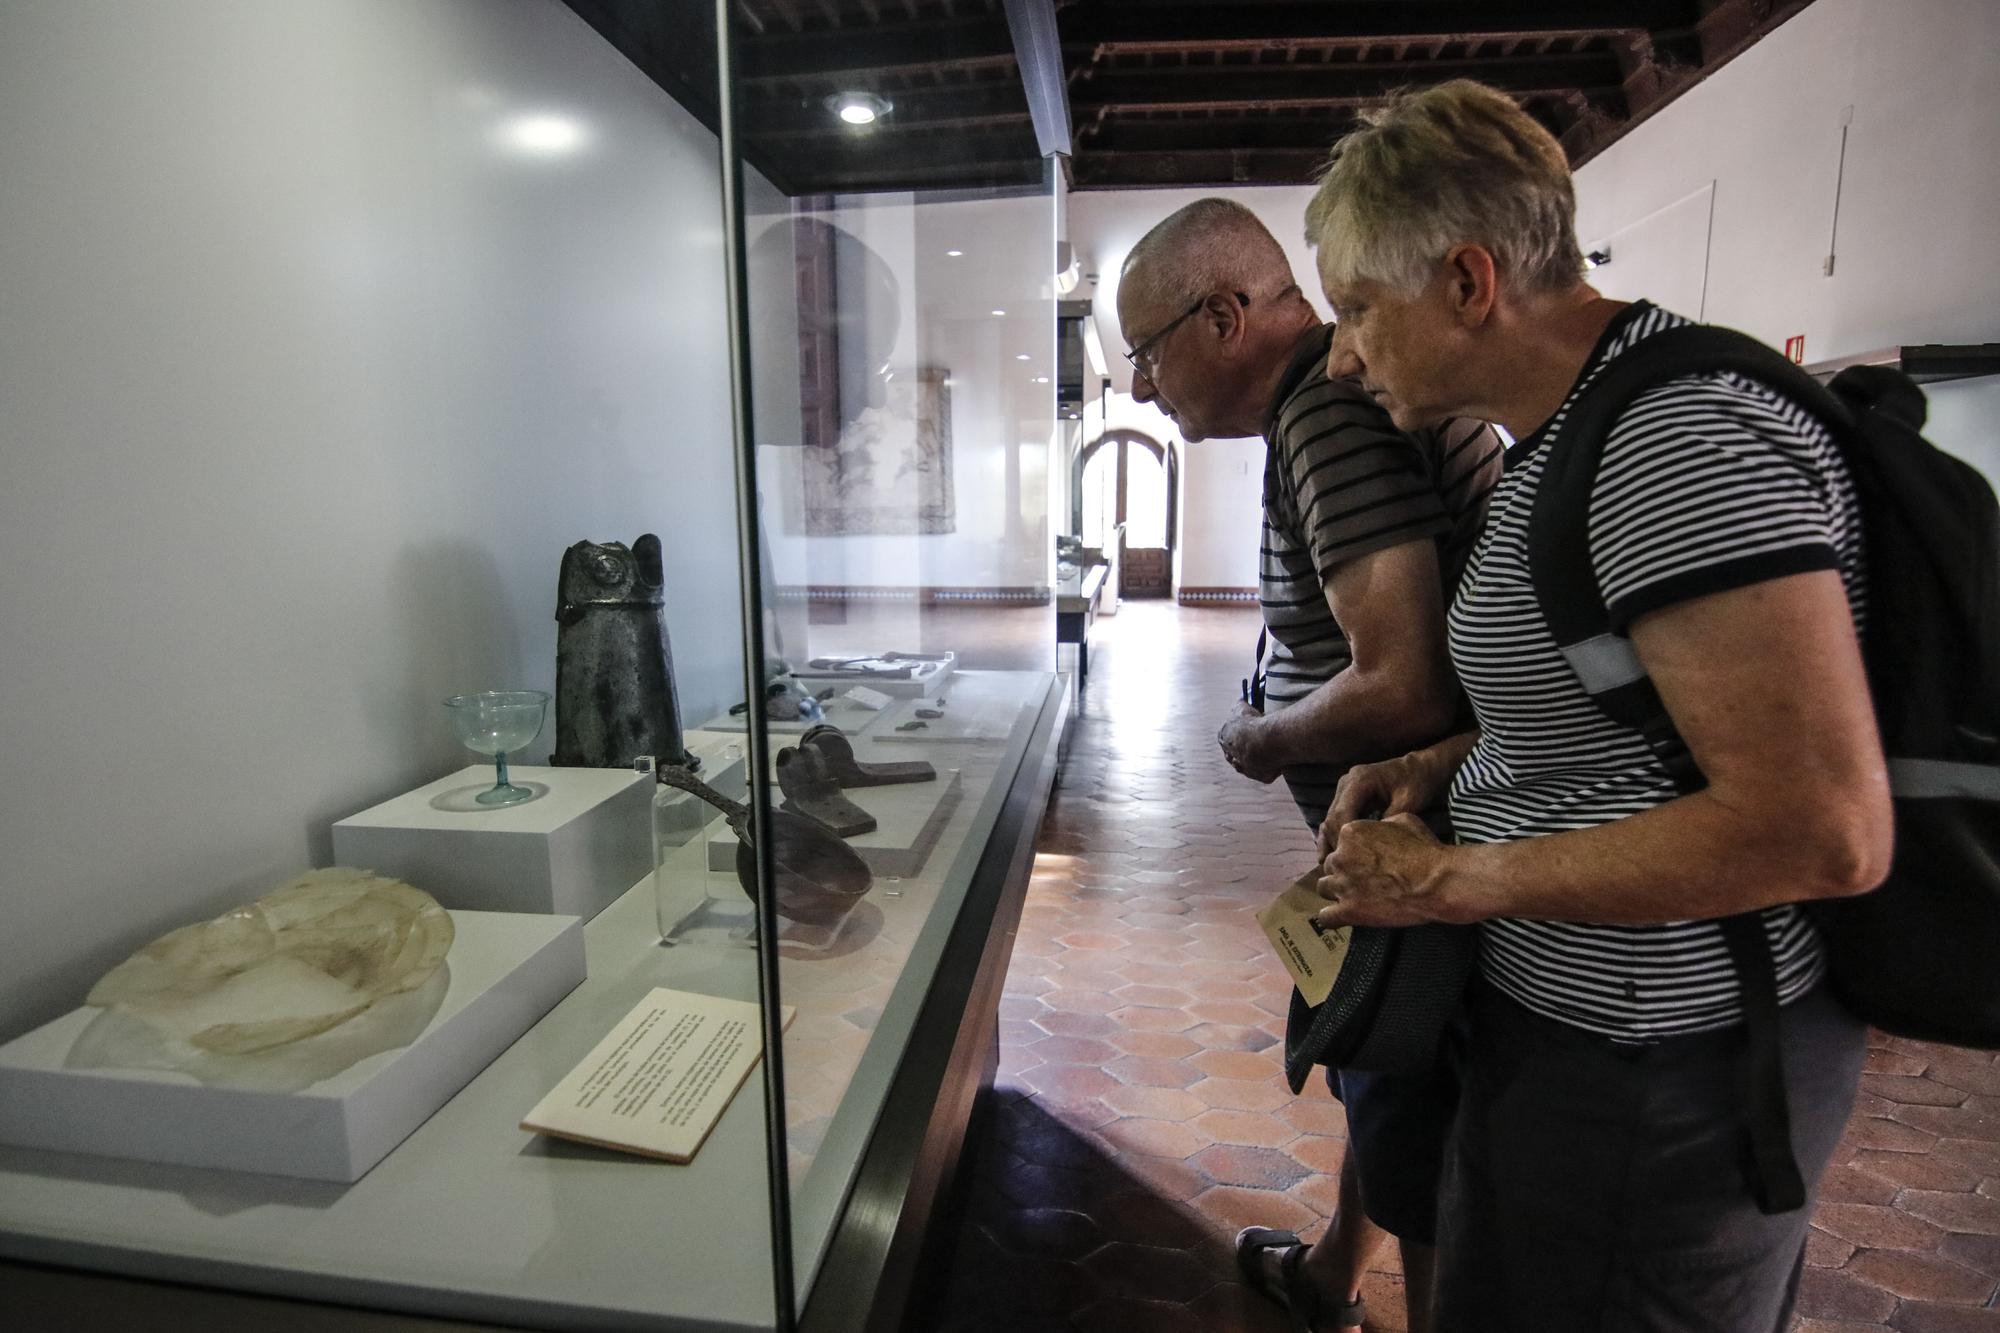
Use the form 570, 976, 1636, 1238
69, 869, 455, 1092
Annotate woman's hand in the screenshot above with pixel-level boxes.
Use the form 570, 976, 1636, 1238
1316, 813, 1459, 928
1315, 738, 1466, 862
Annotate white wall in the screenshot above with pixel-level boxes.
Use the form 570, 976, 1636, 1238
0, 0, 748, 1033
1573, 0, 2000, 481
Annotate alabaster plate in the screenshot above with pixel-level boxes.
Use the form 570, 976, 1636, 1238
73, 869, 454, 1090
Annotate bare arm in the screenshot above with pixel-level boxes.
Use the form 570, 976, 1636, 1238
1318, 570, 1892, 927
1220, 538, 1458, 781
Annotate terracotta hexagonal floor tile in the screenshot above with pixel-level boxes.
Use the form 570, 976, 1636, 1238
1096, 1117, 1210, 1160
1814, 1203, 1947, 1252
1184, 1022, 1281, 1053
1107, 1055, 1205, 1089
1795, 1267, 1900, 1324
1862, 1074, 1972, 1108
1842, 1115, 1942, 1155
1190, 1048, 1282, 1082
1188, 1281, 1293, 1333
1188, 1076, 1294, 1113
1286, 1133, 1348, 1175
1114, 1150, 1211, 1203
1112, 1005, 1200, 1034
1034, 1009, 1123, 1039
1805, 1225, 1858, 1270
1026, 1035, 1122, 1066
1190, 1184, 1319, 1239
1190, 1144, 1310, 1191
1101, 1084, 1209, 1122
1111, 982, 1196, 1009
1020, 1063, 1121, 1105
1191, 1108, 1295, 1149
1937, 1232, 2000, 1279
1887, 1302, 2000, 1332
1276, 1095, 1351, 1138
1849, 1148, 1987, 1193
981, 1206, 1104, 1261
1107, 1028, 1202, 1060
1079, 1240, 1215, 1304
1841, 1249, 1994, 1304
1896, 1188, 2000, 1235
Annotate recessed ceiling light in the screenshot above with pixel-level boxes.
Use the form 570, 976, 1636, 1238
946, 249, 964, 257
826, 91, 892, 126
1033, 376, 1050, 383
500, 113, 587, 156
991, 309, 1006, 317
1016, 354, 1031, 361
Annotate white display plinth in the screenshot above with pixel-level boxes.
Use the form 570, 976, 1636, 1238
790, 653, 954, 699
0, 912, 584, 1183
333, 765, 649, 919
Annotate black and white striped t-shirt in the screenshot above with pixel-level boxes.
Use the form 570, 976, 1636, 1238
1448, 302, 1867, 1041
1259, 325, 1505, 826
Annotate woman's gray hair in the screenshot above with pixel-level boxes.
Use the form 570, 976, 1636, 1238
1305, 80, 1585, 297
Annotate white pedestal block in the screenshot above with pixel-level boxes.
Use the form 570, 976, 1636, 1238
333, 765, 650, 919
0, 912, 584, 1182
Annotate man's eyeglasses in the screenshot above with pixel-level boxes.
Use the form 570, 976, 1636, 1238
1124, 291, 1249, 379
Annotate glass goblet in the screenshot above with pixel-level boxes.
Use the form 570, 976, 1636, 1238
444, 690, 550, 806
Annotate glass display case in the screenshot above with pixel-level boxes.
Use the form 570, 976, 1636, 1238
0, 3, 1064, 1330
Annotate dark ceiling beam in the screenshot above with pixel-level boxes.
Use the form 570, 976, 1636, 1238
740, 82, 1031, 137
1060, 0, 1701, 52
1070, 146, 1329, 189
791, 157, 1051, 193
739, 13, 1015, 82
1068, 52, 1627, 114
1077, 116, 1359, 155
758, 128, 1042, 180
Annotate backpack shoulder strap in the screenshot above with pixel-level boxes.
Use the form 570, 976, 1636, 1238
1526, 323, 1854, 793
1526, 321, 1839, 1218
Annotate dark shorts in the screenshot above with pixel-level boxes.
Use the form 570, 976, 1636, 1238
1326, 1062, 1457, 1245
1434, 979, 1865, 1333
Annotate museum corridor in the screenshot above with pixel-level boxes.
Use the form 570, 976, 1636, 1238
933, 601, 2000, 1333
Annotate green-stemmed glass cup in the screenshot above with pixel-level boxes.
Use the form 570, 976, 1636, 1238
444, 690, 550, 806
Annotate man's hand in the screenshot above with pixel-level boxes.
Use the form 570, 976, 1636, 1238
1217, 703, 1285, 783
1315, 814, 1458, 928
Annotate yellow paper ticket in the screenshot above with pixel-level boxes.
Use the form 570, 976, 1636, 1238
1255, 869, 1354, 1008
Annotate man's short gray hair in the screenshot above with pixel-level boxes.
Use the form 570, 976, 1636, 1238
1121, 198, 1297, 314
1305, 80, 1584, 297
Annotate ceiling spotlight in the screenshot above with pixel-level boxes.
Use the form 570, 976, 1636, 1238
946, 249, 964, 258
1016, 354, 1031, 361
991, 309, 1006, 317
1033, 376, 1050, 384
827, 91, 891, 126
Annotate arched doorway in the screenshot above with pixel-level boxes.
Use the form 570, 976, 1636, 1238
1075, 430, 1177, 598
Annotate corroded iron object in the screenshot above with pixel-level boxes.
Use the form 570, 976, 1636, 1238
553, 534, 688, 770
799, 724, 935, 787
655, 764, 871, 925
776, 745, 877, 837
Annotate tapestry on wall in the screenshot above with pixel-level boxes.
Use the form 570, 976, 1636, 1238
802, 366, 955, 536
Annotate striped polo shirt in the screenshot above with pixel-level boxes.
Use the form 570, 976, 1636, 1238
1259, 324, 1505, 827
1448, 301, 1867, 1041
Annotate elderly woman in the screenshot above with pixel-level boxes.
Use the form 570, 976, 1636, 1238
1301, 81, 1890, 1331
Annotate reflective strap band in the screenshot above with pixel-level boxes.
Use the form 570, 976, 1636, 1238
1560, 633, 1648, 694
1889, 758, 2000, 801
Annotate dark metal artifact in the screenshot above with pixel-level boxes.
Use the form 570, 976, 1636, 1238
776, 746, 878, 837
799, 725, 935, 787
553, 534, 688, 770
655, 765, 871, 925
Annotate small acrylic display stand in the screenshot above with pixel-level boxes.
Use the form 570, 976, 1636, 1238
652, 740, 754, 948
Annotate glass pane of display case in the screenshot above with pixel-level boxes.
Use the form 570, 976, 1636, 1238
715, 3, 1061, 1315
0, 3, 1061, 1331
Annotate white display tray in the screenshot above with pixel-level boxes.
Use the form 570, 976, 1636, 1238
789, 653, 954, 699
332, 764, 651, 919
0, 912, 584, 1182
709, 767, 962, 879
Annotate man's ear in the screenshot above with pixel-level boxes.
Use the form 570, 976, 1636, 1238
1203, 289, 1249, 349
1442, 245, 1499, 329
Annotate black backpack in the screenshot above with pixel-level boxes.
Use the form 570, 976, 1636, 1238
1528, 322, 2000, 1211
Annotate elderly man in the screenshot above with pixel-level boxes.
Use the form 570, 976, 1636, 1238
1304, 81, 1888, 1331
1116, 199, 1501, 1333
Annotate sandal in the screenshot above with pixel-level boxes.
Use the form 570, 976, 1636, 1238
1235, 1227, 1367, 1333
